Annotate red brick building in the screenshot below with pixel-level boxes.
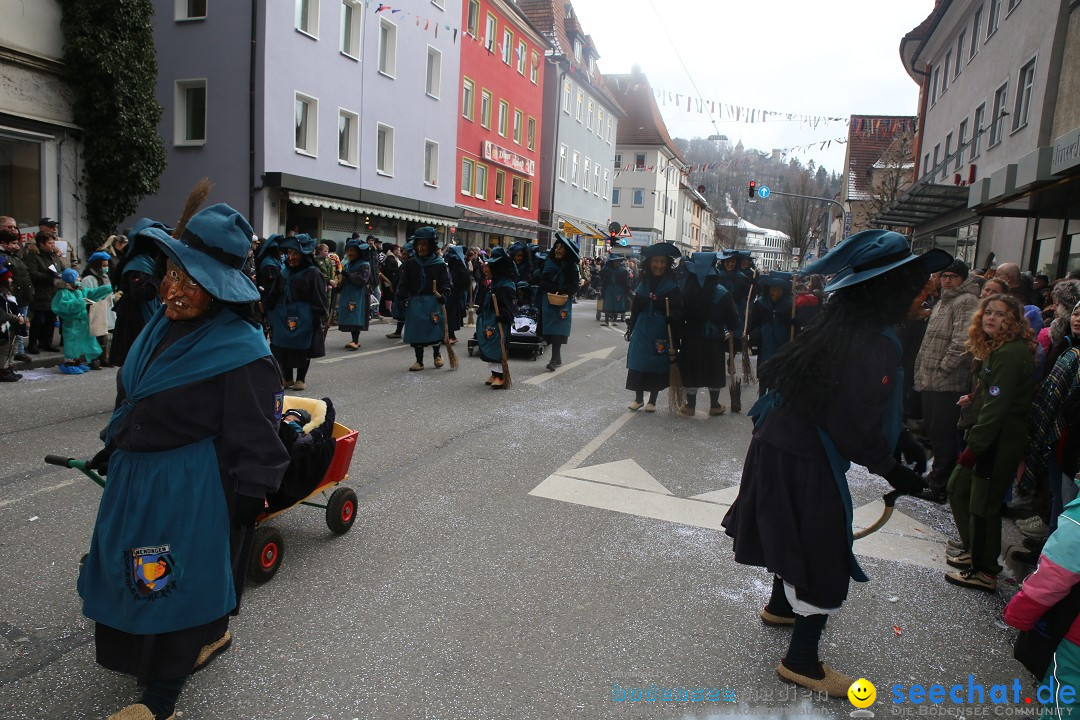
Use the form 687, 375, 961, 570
456, 0, 550, 247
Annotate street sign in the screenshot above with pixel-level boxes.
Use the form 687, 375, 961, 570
617, 225, 632, 238
618, 239, 629, 246
757, 185, 771, 199
791, 246, 800, 256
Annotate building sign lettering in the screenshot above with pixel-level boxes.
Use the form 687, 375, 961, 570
483, 141, 535, 177
1052, 126, 1080, 176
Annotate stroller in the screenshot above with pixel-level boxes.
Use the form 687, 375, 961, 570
467, 282, 546, 361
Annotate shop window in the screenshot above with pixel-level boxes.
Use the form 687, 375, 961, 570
0, 135, 42, 226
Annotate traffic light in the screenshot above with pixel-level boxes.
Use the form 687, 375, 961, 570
609, 231, 618, 248
748, 180, 757, 201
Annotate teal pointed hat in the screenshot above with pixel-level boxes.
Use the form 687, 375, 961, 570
802, 230, 952, 292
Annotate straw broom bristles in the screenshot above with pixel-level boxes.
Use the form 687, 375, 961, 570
665, 297, 685, 414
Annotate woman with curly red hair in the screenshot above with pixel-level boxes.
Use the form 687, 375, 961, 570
946, 293, 1037, 591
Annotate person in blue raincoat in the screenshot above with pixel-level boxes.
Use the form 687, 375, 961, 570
81, 203, 290, 720
108, 225, 164, 367
51, 268, 114, 374
624, 243, 683, 412
537, 234, 580, 372
475, 247, 517, 388
748, 270, 796, 396
337, 238, 371, 351
267, 234, 327, 391
399, 228, 451, 371
721, 230, 948, 698
600, 253, 630, 326
677, 251, 739, 415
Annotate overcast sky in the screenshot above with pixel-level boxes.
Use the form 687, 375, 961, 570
569, 0, 933, 176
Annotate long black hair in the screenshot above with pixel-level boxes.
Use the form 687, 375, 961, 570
762, 261, 928, 410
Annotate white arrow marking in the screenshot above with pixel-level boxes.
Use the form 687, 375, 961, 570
317, 343, 411, 364
524, 346, 616, 385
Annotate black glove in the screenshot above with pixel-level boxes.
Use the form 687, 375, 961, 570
87, 445, 114, 476
894, 430, 927, 475
234, 494, 267, 525
883, 463, 926, 496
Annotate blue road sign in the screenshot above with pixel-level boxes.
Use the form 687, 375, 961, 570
758, 185, 771, 199
618, 238, 629, 246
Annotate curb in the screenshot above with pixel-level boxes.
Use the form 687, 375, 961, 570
14, 353, 73, 372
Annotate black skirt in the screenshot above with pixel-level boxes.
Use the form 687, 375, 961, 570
625, 369, 669, 392
678, 332, 726, 389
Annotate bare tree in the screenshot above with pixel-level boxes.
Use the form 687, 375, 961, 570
852, 131, 915, 231
779, 167, 816, 259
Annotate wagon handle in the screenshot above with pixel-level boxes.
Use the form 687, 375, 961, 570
44, 454, 106, 488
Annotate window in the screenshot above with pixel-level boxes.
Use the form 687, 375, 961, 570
295, 0, 319, 37
597, 109, 604, 136
634, 153, 645, 169
522, 180, 532, 211
501, 29, 512, 65
558, 145, 567, 181
174, 79, 206, 145
586, 100, 594, 130
989, 83, 1008, 146
498, 100, 509, 137
971, 104, 985, 159
425, 47, 441, 98
432, 0, 444, 8
931, 66, 940, 105
575, 91, 583, 122
944, 133, 953, 179
942, 51, 951, 93
424, 140, 438, 186
583, 158, 591, 192
485, 14, 496, 52
376, 123, 394, 174
341, 0, 361, 58
1008, 0, 1022, 9
632, 188, 644, 207
562, 81, 571, 114
593, 164, 601, 196
955, 31, 965, 77
495, 169, 506, 203
603, 172, 610, 201
378, 18, 397, 77
922, 153, 930, 178
338, 109, 358, 165
970, 8, 982, 58
614, 153, 622, 170
474, 163, 487, 199
987, 0, 1001, 37
606, 116, 612, 143
516, 40, 527, 75
461, 157, 474, 195
957, 120, 968, 170
571, 151, 580, 186
513, 109, 522, 144
175, 0, 206, 20
932, 144, 940, 176
1013, 58, 1036, 131
462, 78, 475, 120
527, 117, 535, 151
294, 93, 317, 155
612, 187, 621, 206
530, 52, 539, 84
510, 176, 523, 207
466, 0, 479, 36
480, 89, 492, 128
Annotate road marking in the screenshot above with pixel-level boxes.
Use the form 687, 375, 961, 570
0, 478, 77, 509
317, 344, 411, 364
524, 346, 616, 385
530, 459, 948, 570
556, 411, 636, 473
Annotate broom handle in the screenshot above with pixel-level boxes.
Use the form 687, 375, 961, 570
434, 280, 451, 346
727, 334, 736, 376
665, 297, 676, 362
790, 274, 798, 341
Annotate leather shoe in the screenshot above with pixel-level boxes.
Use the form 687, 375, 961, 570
25, 345, 40, 355
14, 353, 31, 362
917, 488, 947, 504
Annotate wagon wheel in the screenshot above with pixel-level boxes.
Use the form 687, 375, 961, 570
326, 486, 358, 535
248, 525, 285, 584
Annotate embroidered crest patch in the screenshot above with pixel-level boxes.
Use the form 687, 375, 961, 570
989, 385, 1001, 396
431, 312, 441, 324
484, 326, 495, 339
287, 317, 299, 331
560, 309, 568, 320
272, 391, 284, 422
348, 302, 357, 312
128, 545, 177, 600
654, 339, 668, 354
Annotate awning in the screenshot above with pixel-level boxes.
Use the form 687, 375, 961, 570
560, 218, 588, 235
871, 182, 973, 228
289, 191, 457, 228
584, 223, 609, 239
559, 217, 607, 239
457, 207, 547, 240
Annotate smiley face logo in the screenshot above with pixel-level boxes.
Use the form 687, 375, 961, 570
848, 678, 876, 708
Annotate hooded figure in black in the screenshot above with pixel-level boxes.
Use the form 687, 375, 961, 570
748, 270, 796, 397
474, 247, 517, 388
267, 234, 328, 391
678, 252, 739, 415
721, 230, 949, 698
537, 234, 581, 372
624, 243, 683, 412
600, 254, 631, 325
108, 223, 165, 366
398, 228, 451, 371
444, 245, 470, 342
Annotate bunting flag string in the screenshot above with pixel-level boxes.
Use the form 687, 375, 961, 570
612, 137, 849, 179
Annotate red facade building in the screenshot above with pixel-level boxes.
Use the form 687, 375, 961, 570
456, 0, 550, 247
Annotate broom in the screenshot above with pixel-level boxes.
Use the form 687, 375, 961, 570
432, 280, 459, 370
728, 334, 741, 413
665, 297, 685, 414
467, 282, 476, 326
491, 291, 511, 387
173, 178, 212, 239
741, 286, 755, 385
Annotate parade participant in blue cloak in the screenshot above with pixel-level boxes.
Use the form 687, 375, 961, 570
81, 203, 290, 720
475, 247, 517, 388
267, 234, 327, 391
748, 270, 796, 397
444, 245, 470, 343
721, 230, 948, 698
108, 221, 165, 367
400, 227, 451, 371
537, 234, 580, 372
600, 253, 630, 326
624, 243, 683, 412
337, 238, 371, 351
255, 234, 285, 307
677, 251, 739, 415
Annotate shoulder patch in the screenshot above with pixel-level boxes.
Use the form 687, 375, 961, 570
273, 391, 284, 422
989, 385, 1001, 397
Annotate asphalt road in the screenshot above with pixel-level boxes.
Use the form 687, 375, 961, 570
0, 301, 1039, 719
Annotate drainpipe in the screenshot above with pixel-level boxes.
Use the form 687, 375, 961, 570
248, 0, 258, 226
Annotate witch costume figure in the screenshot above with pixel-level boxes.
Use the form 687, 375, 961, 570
108, 226, 164, 367
748, 270, 796, 396
337, 238, 372, 351
624, 243, 683, 413
721, 230, 948, 697
400, 227, 451, 371
267, 234, 328, 391
444, 245, 470, 343
677, 251, 739, 416
537, 234, 580, 372
81, 203, 290, 720
600, 253, 630, 325
475, 246, 517, 389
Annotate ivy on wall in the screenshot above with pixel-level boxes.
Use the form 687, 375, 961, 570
60, 0, 166, 254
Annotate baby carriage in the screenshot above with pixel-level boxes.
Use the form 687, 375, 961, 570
467, 283, 546, 361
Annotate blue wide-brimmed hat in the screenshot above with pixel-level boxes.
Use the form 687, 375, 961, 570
279, 234, 316, 256
802, 229, 952, 292
759, 270, 794, 289
552, 233, 581, 261
444, 245, 465, 263
141, 203, 260, 303
88, 251, 111, 263
642, 242, 681, 260
485, 246, 518, 278
410, 226, 440, 248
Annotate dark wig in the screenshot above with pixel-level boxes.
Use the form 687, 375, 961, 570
761, 261, 929, 411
